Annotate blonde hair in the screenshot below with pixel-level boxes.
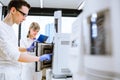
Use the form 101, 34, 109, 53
27, 22, 40, 38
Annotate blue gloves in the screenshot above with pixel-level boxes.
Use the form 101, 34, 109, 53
26, 42, 35, 52
39, 54, 51, 61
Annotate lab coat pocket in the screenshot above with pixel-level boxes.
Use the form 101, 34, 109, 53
0, 73, 5, 80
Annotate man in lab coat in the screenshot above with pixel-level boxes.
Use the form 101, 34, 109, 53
0, 0, 51, 80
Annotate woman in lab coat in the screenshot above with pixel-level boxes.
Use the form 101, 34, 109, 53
0, 0, 51, 80
20, 22, 42, 80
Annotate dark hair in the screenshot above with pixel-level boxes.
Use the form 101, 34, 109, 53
7, 0, 31, 12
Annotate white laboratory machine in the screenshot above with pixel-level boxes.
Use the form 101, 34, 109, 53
51, 33, 72, 80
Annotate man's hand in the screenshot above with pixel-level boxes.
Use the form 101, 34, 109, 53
39, 54, 51, 61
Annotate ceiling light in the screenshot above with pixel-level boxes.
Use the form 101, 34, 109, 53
40, 0, 43, 8
78, 1, 85, 10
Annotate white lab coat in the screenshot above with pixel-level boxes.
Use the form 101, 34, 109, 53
0, 21, 22, 80
20, 38, 42, 80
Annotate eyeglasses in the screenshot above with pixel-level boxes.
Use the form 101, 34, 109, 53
16, 9, 28, 17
